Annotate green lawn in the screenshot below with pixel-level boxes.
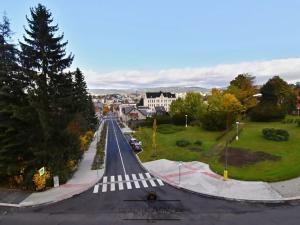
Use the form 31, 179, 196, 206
135, 119, 300, 182
210, 120, 300, 182
134, 124, 222, 162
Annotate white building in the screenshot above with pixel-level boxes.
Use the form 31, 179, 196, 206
143, 91, 177, 112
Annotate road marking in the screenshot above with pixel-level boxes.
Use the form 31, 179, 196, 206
138, 173, 148, 188
93, 184, 99, 193
110, 176, 115, 191
145, 173, 157, 187
125, 174, 132, 189
118, 175, 124, 190
102, 176, 107, 192
156, 178, 164, 186
131, 174, 140, 189
111, 119, 127, 175
94, 173, 164, 194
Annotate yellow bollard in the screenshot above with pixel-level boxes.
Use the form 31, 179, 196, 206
223, 170, 228, 181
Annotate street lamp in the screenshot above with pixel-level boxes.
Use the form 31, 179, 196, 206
185, 115, 188, 128
178, 161, 183, 185
236, 121, 240, 141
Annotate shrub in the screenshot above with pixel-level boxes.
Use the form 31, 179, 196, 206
156, 115, 172, 124
172, 113, 187, 125
190, 120, 202, 126
176, 140, 190, 147
32, 169, 51, 191
250, 103, 285, 122
194, 140, 202, 146
79, 130, 94, 151
262, 128, 289, 141
201, 111, 227, 131
298, 120, 300, 127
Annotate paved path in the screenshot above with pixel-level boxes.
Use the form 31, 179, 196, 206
143, 159, 300, 202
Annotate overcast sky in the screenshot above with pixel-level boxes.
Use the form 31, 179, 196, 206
2, 0, 300, 88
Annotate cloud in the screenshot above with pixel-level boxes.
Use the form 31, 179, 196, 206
83, 58, 300, 89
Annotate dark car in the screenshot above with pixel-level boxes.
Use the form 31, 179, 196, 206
132, 142, 142, 152
129, 138, 137, 146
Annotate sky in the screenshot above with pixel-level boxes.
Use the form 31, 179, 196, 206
2, 0, 300, 89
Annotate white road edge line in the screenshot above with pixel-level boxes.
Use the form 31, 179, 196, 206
111, 119, 127, 175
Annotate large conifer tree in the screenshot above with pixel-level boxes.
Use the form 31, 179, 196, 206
0, 15, 40, 181
20, 4, 75, 176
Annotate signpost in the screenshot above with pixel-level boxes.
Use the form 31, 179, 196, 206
39, 167, 45, 176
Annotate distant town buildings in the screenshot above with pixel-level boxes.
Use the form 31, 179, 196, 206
143, 91, 177, 112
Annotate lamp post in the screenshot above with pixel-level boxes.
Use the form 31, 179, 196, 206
178, 161, 183, 185
185, 115, 188, 128
236, 121, 240, 141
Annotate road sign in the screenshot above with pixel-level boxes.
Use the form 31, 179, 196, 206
39, 167, 45, 176
53, 176, 59, 188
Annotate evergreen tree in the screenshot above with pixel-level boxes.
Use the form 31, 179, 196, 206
0, 15, 40, 182
73, 68, 97, 131
19, 4, 75, 176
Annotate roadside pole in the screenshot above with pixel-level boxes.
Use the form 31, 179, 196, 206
223, 141, 228, 181
178, 161, 183, 185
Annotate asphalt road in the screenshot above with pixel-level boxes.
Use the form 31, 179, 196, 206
1, 114, 300, 225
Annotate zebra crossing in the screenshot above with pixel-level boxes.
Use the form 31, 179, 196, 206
93, 172, 164, 193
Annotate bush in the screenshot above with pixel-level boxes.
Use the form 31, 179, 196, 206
250, 103, 285, 122
32, 169, 51, 191
262, 128, 289, 141
201, 111, 227, 131
171, 113, 187, 125
176, 140, 191, 147
298, 120, 300, 127
156, 115, 172, 124
194, 140, 202, 146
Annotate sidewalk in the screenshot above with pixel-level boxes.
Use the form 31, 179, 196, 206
143, 159, 300, 202
0, 122, 105, 207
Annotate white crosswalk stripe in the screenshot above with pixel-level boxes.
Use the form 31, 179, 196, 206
145, 173, 156, 187
110, 176, 115, 191
138, 173, 148, 188
131, 174, 140, 189
93, 184, 99, 193
93, 172, 164, 193
125, 174, 132, 189
118, 175, 124, 190
102, 176, 107, 192
156, 178, 164, 186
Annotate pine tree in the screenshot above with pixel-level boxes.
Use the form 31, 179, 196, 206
0, 15, 40, 181
73, 68, 97, 131
19, 4, 74, 175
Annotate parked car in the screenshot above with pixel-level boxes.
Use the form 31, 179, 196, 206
129, 138, 137, 146
132, 142, 142, 152
129, 138, 142, 152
